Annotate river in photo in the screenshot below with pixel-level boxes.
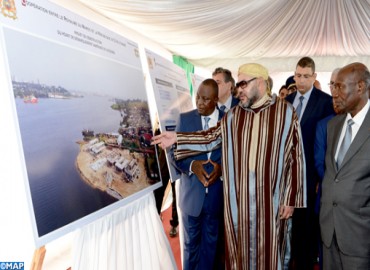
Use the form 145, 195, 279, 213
15, 95, 121, 237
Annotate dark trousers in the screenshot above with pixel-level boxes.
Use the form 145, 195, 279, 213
169, 181, 178, 228
181, 195, 222, 270
290, 201, 319, 270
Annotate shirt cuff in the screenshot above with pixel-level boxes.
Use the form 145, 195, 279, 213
189, 160, 194, 176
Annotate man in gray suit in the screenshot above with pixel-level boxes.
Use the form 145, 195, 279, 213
320, 62, 370, 270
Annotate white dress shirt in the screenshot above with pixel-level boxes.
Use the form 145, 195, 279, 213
335, 99, 370, 161
218, 95, 233, 112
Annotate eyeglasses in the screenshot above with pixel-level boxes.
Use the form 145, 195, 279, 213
235, 78, 256, 89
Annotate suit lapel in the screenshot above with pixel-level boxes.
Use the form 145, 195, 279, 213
330, 115, 346, 172
286, 92, 297, 104
339, 109, 370, 170
192, 110, 208, 160
231, 96, 239, 108
208, 109, 223, 160
194, 110, 203, 131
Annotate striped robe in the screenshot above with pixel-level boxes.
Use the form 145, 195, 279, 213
174, 95, 306, 270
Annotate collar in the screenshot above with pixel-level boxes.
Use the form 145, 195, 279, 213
296, 86, 313, 101
251, 93, 270, 109
346, 99, 370, 126
203, 108, 219, 122
218, 95, 232, 110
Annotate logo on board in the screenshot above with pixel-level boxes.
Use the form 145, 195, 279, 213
1, 0, 17, 19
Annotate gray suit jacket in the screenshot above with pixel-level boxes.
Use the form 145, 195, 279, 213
320, 109, 370, 257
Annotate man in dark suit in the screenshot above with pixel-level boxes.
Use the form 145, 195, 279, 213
320, 62, 370, 270
285, 57, 335, 269
212, 67, 239, 112
314, 68, 341, 181
175, 79, 224, 270
313, 67, 341, 270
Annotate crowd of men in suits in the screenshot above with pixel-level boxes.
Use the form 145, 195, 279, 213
153, 58, 370, 270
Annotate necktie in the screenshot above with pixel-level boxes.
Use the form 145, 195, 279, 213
204, 116, 210, 130
295, 96, 304, 119
220, 105, 226, 112
336, 119, 355, 168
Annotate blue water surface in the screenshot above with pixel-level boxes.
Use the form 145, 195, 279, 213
15, 95, 120, 237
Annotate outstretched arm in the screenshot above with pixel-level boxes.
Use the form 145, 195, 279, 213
151, 131, 177, 149
152, 123, 223, 160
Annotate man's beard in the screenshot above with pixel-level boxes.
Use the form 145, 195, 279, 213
241, 87, 259, 108
241, 98, 254, 108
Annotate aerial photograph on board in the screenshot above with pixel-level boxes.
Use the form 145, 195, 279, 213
4, 28, 160, 237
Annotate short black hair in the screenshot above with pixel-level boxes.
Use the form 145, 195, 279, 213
296, 57, 316, 73
201, 78, 219, 97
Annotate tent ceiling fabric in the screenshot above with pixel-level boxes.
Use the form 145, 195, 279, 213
76, 0, 370, 72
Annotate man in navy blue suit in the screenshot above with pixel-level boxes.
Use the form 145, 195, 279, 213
314, 68, 341, 181
212, 67, 239, 112
285, 57, 335, 270
175, 78, 224, 270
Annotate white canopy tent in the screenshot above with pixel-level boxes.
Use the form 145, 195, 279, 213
65, 0, 370, 73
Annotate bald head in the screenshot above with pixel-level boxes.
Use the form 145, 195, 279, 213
329, 68, 341, 89
340, 62, 370, 93
331, 68, 341, 79
333, 62, 370, 117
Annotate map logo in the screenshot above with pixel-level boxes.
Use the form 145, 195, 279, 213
0, 262, 24, 270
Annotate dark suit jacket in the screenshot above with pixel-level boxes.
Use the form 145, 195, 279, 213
314, 114, 335, 213
286, 88, 335, 204
218, 96, 239, 112
230, 96, 239, 109
175, 109, 224, 217
320, 109, 370, 257
314, 114, 336, 180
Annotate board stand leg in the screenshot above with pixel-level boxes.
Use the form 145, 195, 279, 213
30, 246, 46, 270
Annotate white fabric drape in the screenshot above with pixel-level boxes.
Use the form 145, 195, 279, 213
72, 193, 177, 270
75, 0, 370, 72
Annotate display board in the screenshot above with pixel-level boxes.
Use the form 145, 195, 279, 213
191, 73, 206, 106
146, 49, 194, 180
0, 0, 161, 246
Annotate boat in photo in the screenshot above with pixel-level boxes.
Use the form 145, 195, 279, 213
23, 95, 38, 103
